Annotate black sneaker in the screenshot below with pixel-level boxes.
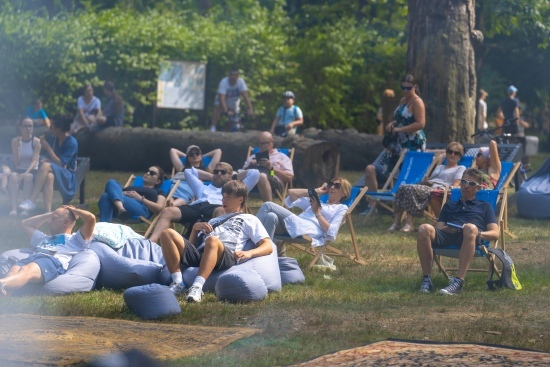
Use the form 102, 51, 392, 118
439, 277, 464, 296
419, 276, 434, 293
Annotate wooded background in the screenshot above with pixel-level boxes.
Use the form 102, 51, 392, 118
0, 0, 548, 143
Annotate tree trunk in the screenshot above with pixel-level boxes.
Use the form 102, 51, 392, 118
407, 0, 478, 143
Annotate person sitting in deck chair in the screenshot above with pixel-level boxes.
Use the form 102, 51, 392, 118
416, 168, 499, 296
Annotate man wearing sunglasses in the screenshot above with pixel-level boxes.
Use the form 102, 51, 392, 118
416, 168, 499, 295
239, 131, 294, 203
149, 163, 260, 243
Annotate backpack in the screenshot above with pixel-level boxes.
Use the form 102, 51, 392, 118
486, 248, 522, 290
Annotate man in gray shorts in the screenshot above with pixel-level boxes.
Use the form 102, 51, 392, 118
0, 205, 96, 296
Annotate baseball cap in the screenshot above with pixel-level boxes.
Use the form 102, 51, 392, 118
478, 147, 490, 159
186, 145, 201, 155
507, 85, 518, 94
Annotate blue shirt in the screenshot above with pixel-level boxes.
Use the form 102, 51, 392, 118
25, 106, 48, 120
439, 198, 497, 232
276, 105, 303, 126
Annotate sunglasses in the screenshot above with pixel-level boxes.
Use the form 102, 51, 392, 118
214, 169, 229, 175
460, 179, 480, 187
145, 170, 158, 176
446, 149, 462, 157
327, 182, 342, 190
187, 152, 201, 157
400, 85, 413, 91
258, 141, 272, 146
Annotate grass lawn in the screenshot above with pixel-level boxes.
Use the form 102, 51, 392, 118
0, 155, 549, 366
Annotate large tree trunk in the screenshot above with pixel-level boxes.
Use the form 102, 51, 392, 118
407, 0, 479, 143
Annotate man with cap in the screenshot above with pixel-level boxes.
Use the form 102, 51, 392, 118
270, 91, 303, 137
148, 162, 260, 243
477, 89, 489, 131
500, 85, 520, 135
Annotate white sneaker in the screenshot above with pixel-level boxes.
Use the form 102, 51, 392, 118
8, 210, 17, 217
169, 281, 187, 296
186, 285, 204, 303
210, 126, 216, 132
18, 200, 35, 211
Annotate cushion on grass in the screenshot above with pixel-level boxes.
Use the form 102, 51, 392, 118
92, 222, 144, 249
182, 240, 282, 301
0, 248, 100, 296
215, 268, 268, 303
123, 284, 181, 319
90, 240, 170, 289
278, 257, 305, 285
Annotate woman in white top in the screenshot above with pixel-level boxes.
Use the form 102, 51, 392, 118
7, 118, 41, 216
256, 177, 351, 256
388, 142, 467, 232
71, 84, 102, 134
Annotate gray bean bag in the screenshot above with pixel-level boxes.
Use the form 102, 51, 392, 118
517, 157, 550, 219
182, 240, 282, 302
123, 284, 181, 319
278, 257, 306, 285
90, 239, 171, 289
0, 248, 100, 296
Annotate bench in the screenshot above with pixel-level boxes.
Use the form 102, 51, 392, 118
0, 154, 90, 206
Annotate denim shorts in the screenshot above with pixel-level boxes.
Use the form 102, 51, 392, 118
16, 253, 66, 283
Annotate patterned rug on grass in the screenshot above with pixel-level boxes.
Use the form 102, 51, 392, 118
0, 314, 260, 366
291, 339, 550, 366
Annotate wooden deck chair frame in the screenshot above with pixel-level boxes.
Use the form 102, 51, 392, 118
364, 150, 441, 222
246, 146, 295, 204
275, 186, 369, 269
433, 190, 505, 280
123, 174, 180, 238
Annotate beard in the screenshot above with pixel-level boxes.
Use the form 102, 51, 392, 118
213, 174, 228, 188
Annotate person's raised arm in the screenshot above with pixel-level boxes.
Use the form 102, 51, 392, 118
65, 205, 96, 241
170, 148, 185, 173
196, 169, 214, 182
22, 212, 52, 237
205, 149, 222, 172
184, 167, 205, 199
488, 140, 501, 182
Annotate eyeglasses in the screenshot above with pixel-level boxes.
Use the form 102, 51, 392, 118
258, 141, 272, 146
145, 170, 158, 176
187, 152, 201, 158
214, 169, 229, 175
327, 182, 342, 190
400, 85, 413, 91
460, 179, 480, 187
446, 149, 462, 157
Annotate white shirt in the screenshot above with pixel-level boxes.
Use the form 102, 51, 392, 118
243, 149, 294, 184
77, 96, 101, 117
31, 230, 90, 270
428, 165, 467, 189
214, 77, 248, 112
184, 167, 260, 206
478, 99, 488, 129
283, 196, 348, 248
202, 213, 269, 253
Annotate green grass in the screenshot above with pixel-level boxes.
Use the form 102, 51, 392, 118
1, 155, 549, 366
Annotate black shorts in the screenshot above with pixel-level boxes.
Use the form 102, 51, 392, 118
433, 228, 482, 249
182, 238, 236, 272
177, 202, 220, 225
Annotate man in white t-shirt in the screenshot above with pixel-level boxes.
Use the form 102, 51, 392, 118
0, 205, 96, 296
210, 67, 254, 132
477, 89, 488, 131
160, 180, 273, 302
239, 131, 294, 202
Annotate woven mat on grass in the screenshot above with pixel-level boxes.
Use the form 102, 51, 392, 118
0, 314, 259, 366
291, 339, 550, 366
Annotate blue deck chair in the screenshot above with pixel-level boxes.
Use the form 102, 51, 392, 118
122, 175, 180, 238
247, 146, 295, 204
274, 185, 369, 269
364, 150, 439, 222
433, 189, 504, 280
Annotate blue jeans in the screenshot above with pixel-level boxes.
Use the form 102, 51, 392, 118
98, 179, 151, 222
256, 202, 294, 239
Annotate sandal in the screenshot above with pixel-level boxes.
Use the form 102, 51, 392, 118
400, 224, 414, 233
0, 282, 7, 297
118, 209, 130, 222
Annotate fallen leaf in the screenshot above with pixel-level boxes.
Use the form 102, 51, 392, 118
485, 331, 502, 335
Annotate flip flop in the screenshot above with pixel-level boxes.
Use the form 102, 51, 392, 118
0, 282, 7, 297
